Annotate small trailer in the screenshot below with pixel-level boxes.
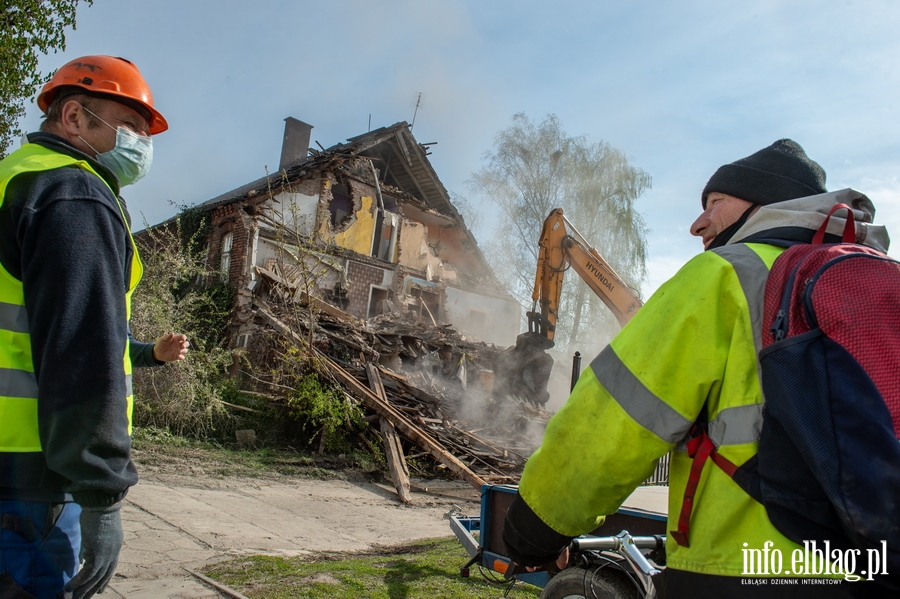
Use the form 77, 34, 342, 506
449, 484, 668, 596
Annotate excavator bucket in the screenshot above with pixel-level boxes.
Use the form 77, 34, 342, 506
492, 332, 555, 406
492, 208, 643, 406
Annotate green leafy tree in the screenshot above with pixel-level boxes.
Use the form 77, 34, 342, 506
0, 0, 91, 156
469, 113, 651, 353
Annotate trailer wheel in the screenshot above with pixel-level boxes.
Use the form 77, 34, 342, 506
539, 566, 640, 599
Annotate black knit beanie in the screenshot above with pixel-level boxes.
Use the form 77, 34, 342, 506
701, 139, 827, 208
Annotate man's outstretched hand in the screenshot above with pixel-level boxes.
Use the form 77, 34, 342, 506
152, 333, 189, 363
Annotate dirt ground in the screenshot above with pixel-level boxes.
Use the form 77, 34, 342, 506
107, 444, 482, 598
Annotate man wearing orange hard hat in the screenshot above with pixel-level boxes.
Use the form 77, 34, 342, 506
0, 56, 188, 599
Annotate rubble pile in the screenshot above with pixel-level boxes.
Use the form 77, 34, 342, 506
243, 293, 551, 495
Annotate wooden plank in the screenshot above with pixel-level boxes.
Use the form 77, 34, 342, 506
380, 418, 412, 501
255, 305, 486, 490
255, 265, 297, 290
184, 568, 252, 599
379, 370, 441, 406
366, 363, 412, 504
300, 291, 362, 325
219, 400, 262, 414
255, 267, 360, 326
445, 421, 527, 461
391, 139, 429, 201
321, 356, 484, 491
394, 130, 413, 166
332, 356, 484, 489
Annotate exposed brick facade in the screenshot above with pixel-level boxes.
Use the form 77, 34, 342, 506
210, 204, 252, 289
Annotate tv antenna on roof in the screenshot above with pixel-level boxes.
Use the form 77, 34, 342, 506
411, 92, 425, 132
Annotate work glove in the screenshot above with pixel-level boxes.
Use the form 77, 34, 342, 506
65, 503, 123, 598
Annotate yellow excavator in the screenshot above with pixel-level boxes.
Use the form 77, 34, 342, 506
493, 208, 644, 406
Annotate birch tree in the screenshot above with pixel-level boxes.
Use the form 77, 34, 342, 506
469, 113, 650, 353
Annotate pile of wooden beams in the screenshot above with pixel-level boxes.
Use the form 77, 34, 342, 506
251, 301, 550, 500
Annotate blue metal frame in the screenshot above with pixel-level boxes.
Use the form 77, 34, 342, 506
450, 484, 667, 590
448, 485, 549, 588
616, 507, 667, 523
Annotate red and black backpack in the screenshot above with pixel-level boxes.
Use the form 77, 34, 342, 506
673, 204, 900, 589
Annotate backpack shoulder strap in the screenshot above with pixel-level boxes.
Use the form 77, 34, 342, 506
671, 424, 739, 547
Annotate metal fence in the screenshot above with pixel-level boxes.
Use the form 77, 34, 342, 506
642, 452, 670, 486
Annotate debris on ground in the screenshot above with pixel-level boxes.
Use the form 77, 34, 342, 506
235, 276, 551, 496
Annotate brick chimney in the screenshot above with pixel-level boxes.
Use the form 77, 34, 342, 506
279, 117, 313, 171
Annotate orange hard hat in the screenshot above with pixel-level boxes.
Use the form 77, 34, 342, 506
37, 55, 168, 135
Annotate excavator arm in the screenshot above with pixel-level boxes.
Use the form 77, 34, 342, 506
528, 208, 642, 339
494, 208, 643, 406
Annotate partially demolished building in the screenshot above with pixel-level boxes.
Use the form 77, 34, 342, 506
192, 118, 519, 349
139, 119, 545, 492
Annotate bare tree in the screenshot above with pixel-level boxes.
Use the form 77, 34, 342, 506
469, 113, 650, 353
257, 169, 345, 352
130, 212, 235, 438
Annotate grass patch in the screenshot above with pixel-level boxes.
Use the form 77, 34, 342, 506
203, 537, 541, 599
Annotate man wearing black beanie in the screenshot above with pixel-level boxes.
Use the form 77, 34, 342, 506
692, 139, 828, 249
503, 139, 894, 598
703, 139, 827, 208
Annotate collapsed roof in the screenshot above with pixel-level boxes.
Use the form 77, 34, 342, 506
196, 121, 499, 286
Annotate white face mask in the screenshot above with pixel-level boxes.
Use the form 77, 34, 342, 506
79, 107, 153, 187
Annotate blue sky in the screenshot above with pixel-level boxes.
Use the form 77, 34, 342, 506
15, 0, 900, 297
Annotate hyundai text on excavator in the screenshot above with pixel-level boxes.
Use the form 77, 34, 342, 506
493, 208, 644, 406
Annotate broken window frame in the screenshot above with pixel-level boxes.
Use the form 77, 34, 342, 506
220, 231, 234, 282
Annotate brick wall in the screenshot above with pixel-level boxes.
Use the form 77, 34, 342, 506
292, 177, 320, 197
209, 204, 250, 288
346, 260, 386, 319
207, 205, 231, 274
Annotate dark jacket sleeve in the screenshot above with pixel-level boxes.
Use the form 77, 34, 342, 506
16, 167, 138, 506
129, 325, 163, 368
503, 493, 574, 567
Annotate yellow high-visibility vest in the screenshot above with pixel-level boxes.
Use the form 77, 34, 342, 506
0, 142, 143, 452
518, 243, 813, 578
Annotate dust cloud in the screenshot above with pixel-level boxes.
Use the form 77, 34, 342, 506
448, 343, 602, 460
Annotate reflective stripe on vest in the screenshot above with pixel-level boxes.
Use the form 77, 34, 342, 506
0, 142, 142, 452
590, 345, 693, 444
592, 243, 777, 448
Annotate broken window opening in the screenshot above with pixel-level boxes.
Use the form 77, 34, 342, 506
409, 287, 440, 324
371, 210, 398, 262
329, 182, 352, 229
368, 286, 390, 318
220, 231, 234, 282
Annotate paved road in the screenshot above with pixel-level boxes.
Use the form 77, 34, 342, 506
104, 471, 668, 598
107, 474, 480, 598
